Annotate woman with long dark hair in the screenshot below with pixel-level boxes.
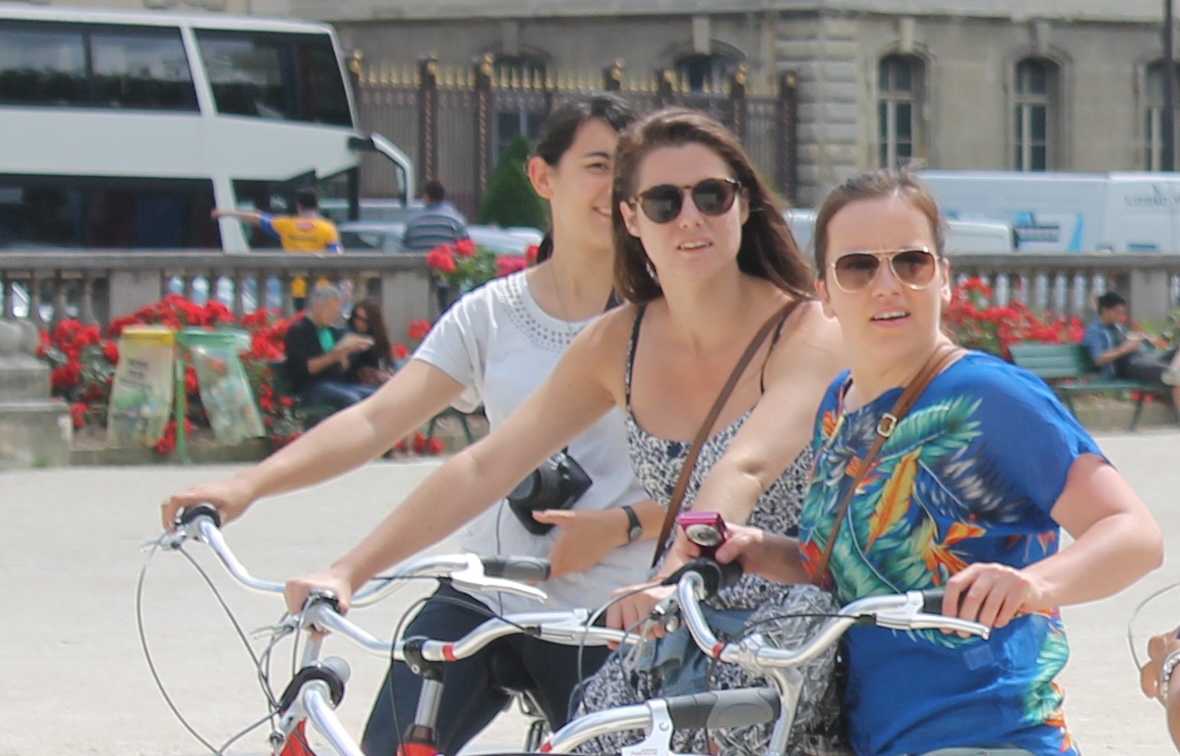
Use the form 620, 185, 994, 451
345, 297, 393, 385
280, 108, 849, 753
163, 93, 662, 754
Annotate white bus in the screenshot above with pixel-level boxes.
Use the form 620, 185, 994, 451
0, 4, 413, 252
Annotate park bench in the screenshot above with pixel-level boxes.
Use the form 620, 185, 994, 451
1008, 342, 1178, 431
268, 360, 336, 429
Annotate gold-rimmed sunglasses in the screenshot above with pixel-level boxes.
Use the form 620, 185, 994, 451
829, 248, 940, 293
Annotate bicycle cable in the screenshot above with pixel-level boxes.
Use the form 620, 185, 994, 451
136, 535, 286, 755
1126, 580, 1180, 670
568, 581, 658, 715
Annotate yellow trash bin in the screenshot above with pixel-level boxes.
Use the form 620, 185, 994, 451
107, 326, 176, 447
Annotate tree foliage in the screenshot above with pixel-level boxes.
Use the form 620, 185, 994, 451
477, 134, 549, 230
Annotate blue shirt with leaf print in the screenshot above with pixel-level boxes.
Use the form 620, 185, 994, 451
799, 351, 1100, 756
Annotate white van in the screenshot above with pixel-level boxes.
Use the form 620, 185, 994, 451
784, 208, 1015, 256
919, 170, 1180, 253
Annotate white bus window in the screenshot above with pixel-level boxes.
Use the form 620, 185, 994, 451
0, 22, 87, 107
91, 28, 197, 111
196, 30, 350, 127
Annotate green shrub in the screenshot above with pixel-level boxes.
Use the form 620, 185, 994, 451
477, 134, 549, 230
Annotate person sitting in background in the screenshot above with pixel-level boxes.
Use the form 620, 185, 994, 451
401, 179, 469, 252
345, 297, 393, 386
283, 284, 376, 411
1082, 290, 1180, 407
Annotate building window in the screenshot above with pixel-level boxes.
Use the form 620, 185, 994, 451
878, 54, 922, 168
1145, 61, 1179, 170
1013, 58, 1057, 171
674, 53, 737, 93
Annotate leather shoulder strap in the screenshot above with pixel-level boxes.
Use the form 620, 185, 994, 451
810, 343, 965, 585
650, 299, 802, 567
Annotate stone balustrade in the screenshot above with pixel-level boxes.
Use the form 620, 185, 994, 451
0, 250, 437, 342
948, 253, 1180, 324
4, 251, 1180, 336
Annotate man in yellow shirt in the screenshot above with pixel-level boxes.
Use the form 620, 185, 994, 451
212, 188, 342, 309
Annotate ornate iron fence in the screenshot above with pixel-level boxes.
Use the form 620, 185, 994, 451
351, 55, 799, 218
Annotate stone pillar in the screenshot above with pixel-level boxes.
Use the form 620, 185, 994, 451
0, 319, 71, 469
776, 12, 861, 207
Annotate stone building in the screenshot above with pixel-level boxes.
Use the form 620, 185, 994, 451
12, 0, 1179, 206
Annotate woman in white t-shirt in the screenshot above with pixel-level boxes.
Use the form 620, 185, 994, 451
161, 94, 663, 753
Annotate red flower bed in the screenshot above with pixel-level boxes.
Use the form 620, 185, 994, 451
39, 296, 450, 458
945, 278, 1085, 359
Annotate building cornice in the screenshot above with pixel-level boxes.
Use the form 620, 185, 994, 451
290, 0, 1171, 26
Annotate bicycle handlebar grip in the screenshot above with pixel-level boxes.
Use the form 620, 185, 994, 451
481, 555, 551, 582
661, 557, 744, 599
665, 687, 780, 732
177, 503, 220, 529
920, 589, 946, 614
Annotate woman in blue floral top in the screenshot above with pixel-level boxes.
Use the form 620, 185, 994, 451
707, 168, 1163, 755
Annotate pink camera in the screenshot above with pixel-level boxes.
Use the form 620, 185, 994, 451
677, 511, 729, 559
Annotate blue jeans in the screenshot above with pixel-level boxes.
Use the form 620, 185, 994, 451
300, 380, 376, 411
360, 584, 609, 755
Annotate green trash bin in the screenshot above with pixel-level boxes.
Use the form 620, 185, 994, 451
177, 328, 264, 450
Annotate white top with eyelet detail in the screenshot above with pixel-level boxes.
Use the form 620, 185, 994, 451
413, 270, 651, 616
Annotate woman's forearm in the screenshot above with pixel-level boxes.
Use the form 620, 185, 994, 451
233, 363, 461, 502
331, 451, 495, 588
760, 533, 810, 584
1024, 509, 1163, 609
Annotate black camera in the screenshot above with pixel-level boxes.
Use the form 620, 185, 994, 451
506, 449, 592, 535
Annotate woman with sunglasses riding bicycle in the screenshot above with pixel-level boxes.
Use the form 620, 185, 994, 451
703, 168, 1163, 755
162, 94, 666, 755
283, 108, 849, 754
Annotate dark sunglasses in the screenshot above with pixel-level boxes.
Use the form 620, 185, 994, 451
629, 177, 741, 224
829, 248, 939, 293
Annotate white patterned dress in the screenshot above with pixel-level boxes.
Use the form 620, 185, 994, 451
571, 306, 849, 755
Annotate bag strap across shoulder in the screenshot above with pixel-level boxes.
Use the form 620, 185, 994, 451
650, 299, 802, 568
810, 342, 966, 586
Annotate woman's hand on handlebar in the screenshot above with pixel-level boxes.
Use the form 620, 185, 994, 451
603, 536, 695, 645
161, 477, 255, 529
942, 562, 1045, 633
711, 522, 795, 581
285, 568, 355, 618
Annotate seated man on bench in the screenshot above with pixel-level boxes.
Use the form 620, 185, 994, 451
284, 283, 378, 412
1083, 291, 1180, 406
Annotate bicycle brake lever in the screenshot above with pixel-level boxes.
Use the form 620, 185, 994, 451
905, 613, 991, 639
871, 592, 991, 639
451, 558, 548, 602
620, 699, 676, 756
251, 616, 298, 640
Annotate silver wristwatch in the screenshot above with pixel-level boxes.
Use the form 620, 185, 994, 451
1161, 650, 1180, 697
